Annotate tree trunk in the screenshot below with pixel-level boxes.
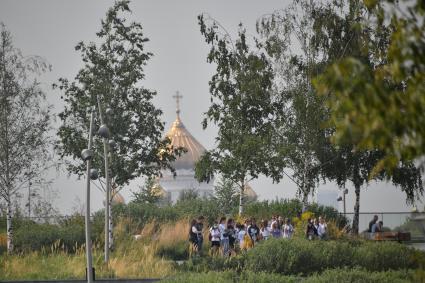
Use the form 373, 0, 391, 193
302, 191, 309, 213
352, 184, 361, 235
238, 180, 245, 216
6, 198, 13, 254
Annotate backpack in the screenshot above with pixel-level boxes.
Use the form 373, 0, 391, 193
242, 233, 254, 250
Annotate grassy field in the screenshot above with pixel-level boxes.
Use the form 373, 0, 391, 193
0, 238, 174, 280
1, 213, 424, 282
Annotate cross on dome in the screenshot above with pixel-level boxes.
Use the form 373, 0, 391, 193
172, 91, 183, 118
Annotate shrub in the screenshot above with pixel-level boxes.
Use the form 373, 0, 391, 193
157, 241, 188, 260
179, 255, 245, 273
14, 223, 60, 251
155, 219, 191, 260
162, 271, 299, 283
161, 269, 414, 283
245, 238, 419, 275
353, 241, 417, 271
303, 268, 414, 283
14, 220, 86, 252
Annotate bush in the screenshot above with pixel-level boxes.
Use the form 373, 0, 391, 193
161, 269, 414, 283
243, 199, 348, 228
245, 238, 419, 275
353, 241, 416, 271
303, 268, 414, 283
157, 240, 188, 260
162, 271, 299, 283
14, 219, 86, 252
14, 223, 60, 251
179, 255, 245, 273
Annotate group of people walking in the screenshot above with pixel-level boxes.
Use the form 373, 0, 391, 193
188, 214, 328, 256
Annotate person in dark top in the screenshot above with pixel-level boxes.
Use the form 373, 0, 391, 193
306, 218, 315, 240
368, 215, 379, 233
189, 219, 198, 244
189, 216, 204, 255
226, 218, 236, 256
247, 218, 260, 243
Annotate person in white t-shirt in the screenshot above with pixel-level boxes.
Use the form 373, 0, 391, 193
317, 217, 327, 240
209, 222, 221, 256
237, 224, 247, 249
260, 219, 270, 240
283, 218, 294, 239
219, 217, 230, 256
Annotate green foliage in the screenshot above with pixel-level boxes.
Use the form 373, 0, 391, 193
314, 0, 425, 174
55, 0, 182, 186
156, 240, 188, 261
0, 23, 53, 254
132, 177, 162, 205
195, 15, 285, 215
177, 188, 199, 202
13, 221, 85, 252
257, 0, 333, 205
162, 271, 299, 283
304, 268, 414, 283
213, 178, 239, 215
245, 238, 419, 275
243, 199, 348, 228
162, 269, 414, 283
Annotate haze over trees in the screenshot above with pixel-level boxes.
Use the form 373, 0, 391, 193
196, 0, 424, 231
0, 23, 52, 254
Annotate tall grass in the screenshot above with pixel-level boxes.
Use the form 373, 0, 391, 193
0, 237, 174, 280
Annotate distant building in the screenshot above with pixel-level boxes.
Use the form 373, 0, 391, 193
317, 190, 338, 209
158, 93, 214, 203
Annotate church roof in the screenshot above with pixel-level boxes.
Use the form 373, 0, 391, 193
165, 92, 206, 171
166, 116, 206, 170
111, 191, 125, 205
152, 182, 167, 197
244, 183, 257, 199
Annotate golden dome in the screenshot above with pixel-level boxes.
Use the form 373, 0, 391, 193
166, 116, 206, 170
111, 191, 125, 205
152, 182, 167, 198
244, 183, 257, 200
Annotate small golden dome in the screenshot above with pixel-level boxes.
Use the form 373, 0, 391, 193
166, 116, 206, 170
152, 182, 167, 198
244, 183, 257, 200
111, 191, 125, 205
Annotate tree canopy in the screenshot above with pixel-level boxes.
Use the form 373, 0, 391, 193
195, 15, 285, 215
55, 0, 181, 188
0, 23, 52, 253
314, 0, 425, 173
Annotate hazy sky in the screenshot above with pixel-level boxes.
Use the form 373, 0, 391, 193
0, 0, 423, 214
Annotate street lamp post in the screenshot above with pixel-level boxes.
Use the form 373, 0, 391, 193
96, 96, 111, 264
82, 109, 95, 283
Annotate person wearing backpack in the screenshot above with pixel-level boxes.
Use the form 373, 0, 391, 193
209, 222, 221, 256
194, 216, 204, 255
260, 219, 271, 240
227, 218, 236, 256
219, 217, 230, 256
247, 218, 260, 244
188, 219, 198, 256
306, 218, 315, 240
283, 218, 294, 239
237, 223, 247, 250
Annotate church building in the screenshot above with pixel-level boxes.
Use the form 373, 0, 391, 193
157, 92, 214, 203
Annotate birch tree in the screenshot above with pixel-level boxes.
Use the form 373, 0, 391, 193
195, 16, 285, 216
0, 23, 52, 254
55, 1, 182, 259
